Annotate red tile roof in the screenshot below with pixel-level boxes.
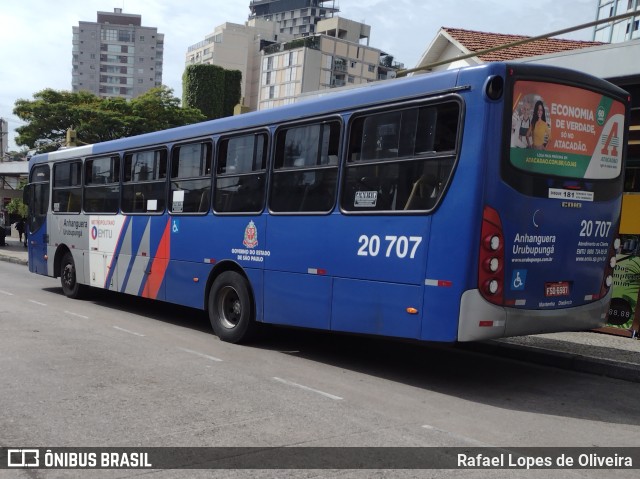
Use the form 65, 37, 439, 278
443, 27, 605, 61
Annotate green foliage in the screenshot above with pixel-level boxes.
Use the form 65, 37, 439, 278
5, 180, 28, 219
5, 197, 28, 219
13, 87, 205, 152
182, 64, 242, 120
224, 70, 243, 117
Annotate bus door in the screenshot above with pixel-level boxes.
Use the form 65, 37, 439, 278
25, 164, 50, 275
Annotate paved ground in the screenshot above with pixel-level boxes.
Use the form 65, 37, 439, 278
2, 233, 639, 382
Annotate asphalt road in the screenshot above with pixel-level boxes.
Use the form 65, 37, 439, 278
1, 261, 640, 478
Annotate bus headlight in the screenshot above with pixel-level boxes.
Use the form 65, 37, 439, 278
605, 275, 613, 288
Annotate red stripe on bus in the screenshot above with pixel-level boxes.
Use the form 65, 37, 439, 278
143, 220, 171, 300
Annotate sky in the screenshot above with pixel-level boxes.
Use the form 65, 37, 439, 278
0, 0, 598, 151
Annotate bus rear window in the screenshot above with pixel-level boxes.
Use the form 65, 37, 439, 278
510, 80, 625, 180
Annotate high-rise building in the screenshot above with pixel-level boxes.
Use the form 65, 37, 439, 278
258, 18, 403, 110
186, 19, 294, 111
72, 8, 164, 99
248, 0, 338, 37
593, 0, 640, 42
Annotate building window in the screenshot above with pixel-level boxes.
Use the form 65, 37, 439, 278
102, 29, 118, 41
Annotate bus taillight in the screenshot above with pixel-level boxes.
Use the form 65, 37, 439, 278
479, 205, 504, 305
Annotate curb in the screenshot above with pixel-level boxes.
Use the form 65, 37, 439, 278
0, 251, 28, 266
464, 340, 640, 383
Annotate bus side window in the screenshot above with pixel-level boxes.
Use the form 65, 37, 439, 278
269, 120, 340, 213
84, 155, 120, 213
170, 142, 212, 214
52, 160, 82, 214
214, 132, 267, 214
342, 101, 460, 212
121, 149, 167, 214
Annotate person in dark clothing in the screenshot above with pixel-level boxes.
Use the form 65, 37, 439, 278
15, 219, 25, 243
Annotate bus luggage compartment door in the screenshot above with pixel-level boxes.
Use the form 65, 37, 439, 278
331, 278, 423, 338
263, 270, 331, 329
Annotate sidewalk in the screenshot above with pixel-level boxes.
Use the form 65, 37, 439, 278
0, 234, 28, 265
1, 238, 639, 381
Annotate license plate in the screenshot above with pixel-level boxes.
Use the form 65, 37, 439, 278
545, 282, 570, 297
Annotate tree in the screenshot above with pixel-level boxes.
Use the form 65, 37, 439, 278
183, 64, 242, 120
13, 87, 205, 152
5, 197, 28, 220
5, 179, 28, 219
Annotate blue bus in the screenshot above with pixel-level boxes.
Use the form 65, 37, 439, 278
25, 62, 629, 343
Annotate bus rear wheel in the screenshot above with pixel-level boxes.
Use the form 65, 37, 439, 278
60, 252, 85, 299
208, 271, 256, 343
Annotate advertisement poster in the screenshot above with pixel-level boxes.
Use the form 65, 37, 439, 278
511, 81, 625, 180
608, 234, 640, 332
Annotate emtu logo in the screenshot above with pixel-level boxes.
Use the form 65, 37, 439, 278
7, 449, 39, 467
91, 226, 113, 241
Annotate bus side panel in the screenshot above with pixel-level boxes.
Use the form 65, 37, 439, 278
263, 271, 331, 329
164, 261, 211, 309
244, 268, 265, 324
420, 89, 488, 341
331, 279, 423, 338
265, 214, 430, 335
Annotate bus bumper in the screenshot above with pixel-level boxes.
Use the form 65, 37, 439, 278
457, 289, 611, 342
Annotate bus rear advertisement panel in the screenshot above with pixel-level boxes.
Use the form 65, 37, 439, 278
510, 81, 625, 180
25, 63, 629, 344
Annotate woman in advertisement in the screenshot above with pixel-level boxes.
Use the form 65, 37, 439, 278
528, 100, 551, 149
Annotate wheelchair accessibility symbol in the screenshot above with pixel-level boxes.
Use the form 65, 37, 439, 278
511, 270, 527, 291
172, 220, 180, 233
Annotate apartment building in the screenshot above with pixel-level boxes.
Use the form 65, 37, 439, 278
593, 0, 640, 41
72, 8, 164, 99
258, 17, 402, 110
186, 19, 294, 110
248, 0, 339, 37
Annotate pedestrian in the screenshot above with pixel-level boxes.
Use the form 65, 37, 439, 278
15, 219, 25, 243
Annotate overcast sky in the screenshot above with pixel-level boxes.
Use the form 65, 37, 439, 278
0, 0, 597, 151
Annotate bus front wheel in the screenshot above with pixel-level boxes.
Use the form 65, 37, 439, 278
60, 252, 85, 299
208, 271, 256, 343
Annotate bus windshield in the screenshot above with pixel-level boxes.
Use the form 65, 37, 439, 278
510, 80, 625, 181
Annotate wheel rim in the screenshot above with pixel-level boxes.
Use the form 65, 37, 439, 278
217, 285, 241, 329
62, 261, 75, 290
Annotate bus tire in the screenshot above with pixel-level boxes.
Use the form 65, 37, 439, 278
60, 252, 85, 299
208, 271, 256, 343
